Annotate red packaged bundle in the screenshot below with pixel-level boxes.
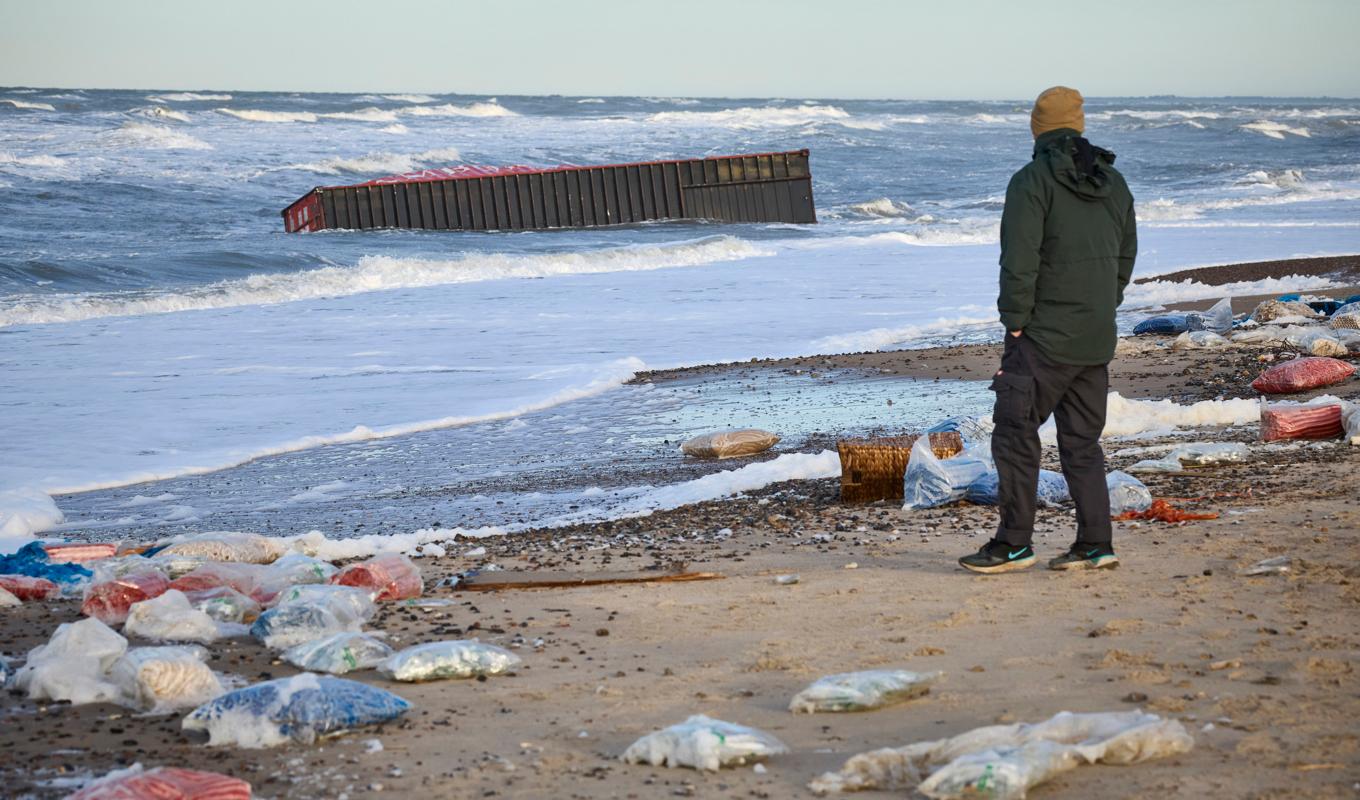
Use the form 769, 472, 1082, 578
1250, 356, 1355, 394
1260, 401, 1344, 442
44, 543, 118, 564
67, 766, 251, 800
170, 563, 272, 604
0, 574, 60, 601
81, 569, 171, 625
330, 553, 422, 601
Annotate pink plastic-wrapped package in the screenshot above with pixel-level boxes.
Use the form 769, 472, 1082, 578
67, 766, 251, 800
330, 554, 422, 601
82, 570, 171, 625
0, 574, 60, 602
1250, 356, 1355, 394
1260, 401, 1344, 442
43, 543, 119, 564
170, 563, 274, 604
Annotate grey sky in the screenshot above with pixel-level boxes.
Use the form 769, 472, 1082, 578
2, 0, 1357, 98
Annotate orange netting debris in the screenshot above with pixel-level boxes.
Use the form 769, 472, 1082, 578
1114, 499, 1220, 523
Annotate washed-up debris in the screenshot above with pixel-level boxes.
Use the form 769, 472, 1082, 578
0, 573, 60, 602
1252, 356, 1355, 394
12, 617, 127, 705
964, 470, 1070, 508
789, 669, 942, 713
0, 541, 93, 585
68, 765, 251, 800
1242, 556, 1292, 576
149, 531, 287, 564
1128, 442, 1251, 473
460, 567, 722, 591
0, 586, 19, 607
268, 553, 339, 585
1345, 404, 1360, 445
1132, 314, 1188, 335
1170, 330, 1231, 350
331, 553, 422, 601
42, 542, 118, 563
840, 432, 965, 503
681, 429, 780, 459
170, 563, 273, 605
621, 715, 789, 771
182, 586, 261, 624
110, 645, 224, 713
124, 589, 224, 643
251, 603, 359, 650
1184, 297, 1233, 335
1106, 471, 1154, 514
275, 584, 377, 622
808, 710, 1192, 798
380, 640, 522, 681
774, 574, 801, 585
1331, 301, 1360, 330
1114, 499, 1218, 523
902, 440, 993, 510
925, 416, 995, 447
82, 569, 171, 625
283, 632, 394, 675
1252, 299, 1322, 324
183, 673, 412, 748
1260, 400, 1344, 442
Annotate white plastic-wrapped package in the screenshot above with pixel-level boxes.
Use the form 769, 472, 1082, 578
1345, 403, 1360, 445
902, 440, 993, 510
0, 586, 20, 607
124, 589, 222, 643
154, 531, 286, 564
790, 669, 942, 713
266, 553, 337, 586
808, 710, 1193, 797
182, 586, 261, 623
1106, 471, 1153, 514
1128, 442, 1251, 473
250, 604, 354, 650
1184, 297, 1232, 335
110, 645, 223, 712
379, 640, 521, 682
1169, 330, 1230, 350
283, 632, 394, 675
681, 429, 781, 459
622, 715, 789, 771
12, 618, 128, 705
273, 584, 376, 625
1285, 328, 1348, 357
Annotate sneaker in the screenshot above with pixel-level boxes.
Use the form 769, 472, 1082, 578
1048, 543, 1119, 571
958, 540, 1037, 574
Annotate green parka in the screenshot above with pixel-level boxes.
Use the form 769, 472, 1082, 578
997, 128, 1136, 365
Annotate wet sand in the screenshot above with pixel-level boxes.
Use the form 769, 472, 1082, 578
3, 255, 1359, 799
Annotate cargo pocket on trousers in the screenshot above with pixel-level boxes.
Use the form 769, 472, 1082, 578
990, 371, 1036, 427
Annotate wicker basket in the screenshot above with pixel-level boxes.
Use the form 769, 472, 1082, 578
837, 432, 965, 503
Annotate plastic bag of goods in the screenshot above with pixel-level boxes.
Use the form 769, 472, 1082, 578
183, 673, 412, 748
170, 562, 271, 603
1251, 356, 1355, 394
0, 586, 19, 607
1184, 297, 1233, 335
1252, 299, 1321, 324
1128, 442, 1251, 473
790, 669, 943, 713
43, 542, 118, 564
903, 440, 993, 510
1283, 328, 1348, 357
1345, 404, 1360, 445
67, 766, 251, 800
681, 428, 780, 459
0, 541, 93, 586
1330, 301, 1360, 331
0, 654, 9, 681
964, 469, 1069, 507
1106, 471, 1153, 514
182, 586, 261, 623
149, 531, 286, 564
124, 590, 222, 643
110, 645, 223, 712
1260, 400, 1344, 442
0, 574, 60, 602
82, 568, 171, 625
330, 553, 422, 601
622, 715, 789, 771
251, 603, 356, 649
380, 640, 521, 681
284, 632, 394, 675
274, 584, 376, 624
12, 617, 127, 705
266, 553, 337, 586
925, 415, 995, 447
1170, 330, 1230, 350
1131, 314, 1188, 335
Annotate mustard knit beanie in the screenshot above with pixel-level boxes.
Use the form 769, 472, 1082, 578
1030, 86, 1084, 137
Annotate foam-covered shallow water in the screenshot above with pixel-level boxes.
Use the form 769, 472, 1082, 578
2, 90, 1358, 541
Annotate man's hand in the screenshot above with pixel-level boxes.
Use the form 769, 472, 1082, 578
1009, 330, 1023, 337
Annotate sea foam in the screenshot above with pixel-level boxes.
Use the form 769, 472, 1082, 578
2, 98, 56, 111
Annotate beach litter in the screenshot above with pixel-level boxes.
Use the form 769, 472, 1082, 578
840, 432, 965, 503
1106, 471, 1154, 514
283, 632, 394, 675
267, 552, 339, 586
379, 640, 521, 681
1260, 400, 1344, 442
1252, 299, 1322, 324
789, 669, 942, 713
681, 428, 780, 459
124, 589, 224, 643
42, 542, 118, 564
182, 673, 412, 747
0, 541, 93, 586
0, 586, 19, 607
330, 553, 422, 601
82, 568, 172, 625
1114, 499, 1218, 523
148, 531, 287, 564
275, 583, 378, 622
1242, 556, 1292, 576
808, 709, 1192, 798
1128, 442, 1251, 473
0, 573, 60, 602
12, 617, 127, 705
964, 470, 1070, 507
110, 645, 224, 712
67, 765, 251, 800
925, 415, 995, 447
1132, 314, 1188, 335
181, 586, 260, 623
1345, 404, 1360, 445
902, 440, 993, 510
621, 714, 789, 771
1251, 356, 1355, 394
1184, 297, 1233, 335
250, 602, 359, 649
774, 574, 800, 585
1170, 330, 1231, 350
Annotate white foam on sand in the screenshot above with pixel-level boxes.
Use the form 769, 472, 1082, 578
0, 486, 64, 541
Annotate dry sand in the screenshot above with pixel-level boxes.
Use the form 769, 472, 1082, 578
3, 257, 1359, 799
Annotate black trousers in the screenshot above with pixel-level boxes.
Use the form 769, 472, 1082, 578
990, 334, 1112, 547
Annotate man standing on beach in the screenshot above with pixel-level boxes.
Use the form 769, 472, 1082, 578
959, 86, 1136, 574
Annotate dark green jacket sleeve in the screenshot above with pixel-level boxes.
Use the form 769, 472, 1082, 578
997, 171, 1046, 331
1116, 201, 1137, 306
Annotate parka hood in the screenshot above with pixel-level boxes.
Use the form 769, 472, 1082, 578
1033, 128, 1117, 201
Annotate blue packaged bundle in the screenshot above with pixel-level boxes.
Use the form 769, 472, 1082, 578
1132, 314, 1188, 335
250, 603, 355, 649
965, 470, 1071, 507
0, 542, 92, 585
183, 673, 411, 747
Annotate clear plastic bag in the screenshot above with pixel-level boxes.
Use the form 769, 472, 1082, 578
12, 617, 128, 705
0, 541, 93, 586
963, 470, 1069, 507
183, 673, 412, 748
82, 569, 171, 625
330, 554, 422, 601
150, 531, 286, 564
67, 765, 251, 800
1184, 297, 1232, 335
925, 416, 995, 447
1106, 471, 1153, 515
169, 562, 272, 604
1128, 442, 1250, 473
1252, 356, 1355, 394
903, 440, 993, 510
1252, 299, 1321, 324
621, 714, 789, 771
272, 584, 376, 624
0, 574, 60, 601
1131, 314, 1188, 335
110, 645, 223, 713
0, 586, 19, 607
283, 632, 394, 675
380, 640, 522, 682
1345, 404, 1360, 445
250, 603, 355, 649
790, 669, 942, 713
124, 589, 223, 643
681, 429, 780, 459
266, 553, 338, 586
182, 586, 261, 623
1170, 330, 1230, 350
1283, 328, 1348, 357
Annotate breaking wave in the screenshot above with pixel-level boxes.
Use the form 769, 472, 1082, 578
285, 146, 462, 175
102, 122, 212, 150
0, 152, 67, 169
1241, 120, 1310, 139
149, 92, 233, 102
382, 93, 436, 103
0, 236, 770, 327
645, 104, 877, 130
133, 105, 192, 123
217, 108, 319, 123
321, 106, 400, 122
2, 98, 56, 111
842, 198, 922, 219
399, 101, 517, 117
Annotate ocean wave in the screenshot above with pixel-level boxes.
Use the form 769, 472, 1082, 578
400, 101, 517, 117
217, 108, 319, 123
1124, 274, 1340, 306
2, 98, 56, 111
645, 104, 872, 130
577, 98, 606, 104
810, 314, 1002, 353
212, 363, 494, 378
0, 236, 769, 327
380, 123, 409, 134
1090, 109, 1226, 121
1241, 120, 1310, 139
842, 198, 920, 219
132, 105, 191, 123
286, 146, 462, 175
321, 106, 400, 122
102, 122, 212, 150
149, 92, 233, 102
382, 93, 436, 103
1137, 180, 1360, 221
1235, 168, 1306, 189
0, 152, 67, 168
